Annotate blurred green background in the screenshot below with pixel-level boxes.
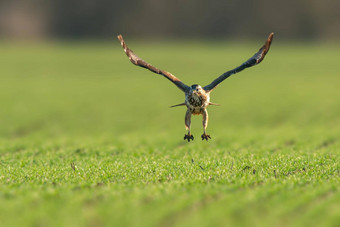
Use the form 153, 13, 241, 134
0, 41, 339, 140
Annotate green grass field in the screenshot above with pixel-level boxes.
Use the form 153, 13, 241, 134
0, 40, 339, 227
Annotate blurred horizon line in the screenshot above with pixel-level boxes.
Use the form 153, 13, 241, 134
0, 1, 339, 42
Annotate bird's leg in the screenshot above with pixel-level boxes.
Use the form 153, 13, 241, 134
201, 109, 211, 141
184, 109, 194, 142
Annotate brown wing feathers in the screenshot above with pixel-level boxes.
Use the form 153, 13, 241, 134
117, 35, 189, 92
203, 32, 274, 92
118, 33, 273, 93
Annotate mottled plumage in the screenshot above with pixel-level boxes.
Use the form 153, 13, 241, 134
117, 33, 274, 141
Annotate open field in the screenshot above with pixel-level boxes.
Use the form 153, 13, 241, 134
0, 40, 339, 226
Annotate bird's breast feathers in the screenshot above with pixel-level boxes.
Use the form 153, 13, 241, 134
186, 93, 209, 114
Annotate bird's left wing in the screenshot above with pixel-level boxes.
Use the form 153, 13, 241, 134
203, 32, 274, 92
117, 35, 190, 93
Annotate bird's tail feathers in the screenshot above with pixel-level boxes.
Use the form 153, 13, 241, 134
170, 103, 186, 108
209, 102, 221, 106
170, 102, 220, 107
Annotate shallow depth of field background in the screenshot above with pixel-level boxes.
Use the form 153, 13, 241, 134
0, 1, 339, 226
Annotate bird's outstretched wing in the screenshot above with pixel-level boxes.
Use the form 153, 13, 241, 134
117, 35, 190, 93
203, 32, 274, 92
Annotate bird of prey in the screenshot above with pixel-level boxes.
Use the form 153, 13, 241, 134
117, 32, 274, 142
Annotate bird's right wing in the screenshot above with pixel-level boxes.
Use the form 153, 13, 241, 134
117, 35, 190, 93
203, 32, 274, 92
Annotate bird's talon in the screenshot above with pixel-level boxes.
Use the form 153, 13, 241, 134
201, 134, 211, 141
184, 134, 194, 142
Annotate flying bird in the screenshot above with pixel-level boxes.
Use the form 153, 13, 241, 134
117, 33, 274, 142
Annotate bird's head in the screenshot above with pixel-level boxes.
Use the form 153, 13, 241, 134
191, 84, 203, 95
